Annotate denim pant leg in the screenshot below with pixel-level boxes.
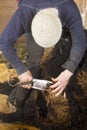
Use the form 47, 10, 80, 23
8, 33, 44, 110
25, 33, 44, 78
8, 86, 33, 110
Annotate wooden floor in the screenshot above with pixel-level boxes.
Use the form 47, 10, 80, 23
0, 0, 17, 33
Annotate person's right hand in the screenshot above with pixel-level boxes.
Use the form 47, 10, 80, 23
18, 71, 33, 89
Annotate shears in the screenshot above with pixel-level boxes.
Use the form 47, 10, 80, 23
18, 79, 53, 90
8, 78, 53, 91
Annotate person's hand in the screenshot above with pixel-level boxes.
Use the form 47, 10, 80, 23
50, 69, 73, 98
18, 71, 33, 89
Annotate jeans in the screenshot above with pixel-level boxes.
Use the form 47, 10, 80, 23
8, 29, 72, 110
8, 33, 44, 110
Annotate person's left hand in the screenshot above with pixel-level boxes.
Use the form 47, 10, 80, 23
49, 69, 73, 98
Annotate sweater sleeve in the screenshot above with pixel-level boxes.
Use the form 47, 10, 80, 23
0, 7, 28, 75
62, 16, 87, 73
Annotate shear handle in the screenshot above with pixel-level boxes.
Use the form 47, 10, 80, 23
18, 81, 33, 86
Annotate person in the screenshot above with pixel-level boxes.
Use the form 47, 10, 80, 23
0, 0, 86, 110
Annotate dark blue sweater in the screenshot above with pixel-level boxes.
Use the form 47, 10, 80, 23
0, 0, 86, 74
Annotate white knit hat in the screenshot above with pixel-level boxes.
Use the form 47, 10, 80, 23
31, 8, 62, 48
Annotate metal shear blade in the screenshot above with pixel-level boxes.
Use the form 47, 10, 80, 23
32, 79, 53, 90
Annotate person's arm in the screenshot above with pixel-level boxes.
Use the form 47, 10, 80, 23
0, 5, 34, 88
0, 6, 28, 75
50, 11, 87, 98
62, 17, 87, 73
